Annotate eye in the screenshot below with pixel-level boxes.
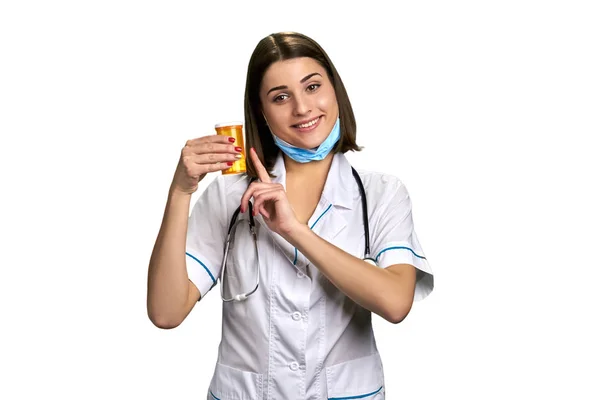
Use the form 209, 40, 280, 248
307, 83, 321, 92
273, 94, 288, 103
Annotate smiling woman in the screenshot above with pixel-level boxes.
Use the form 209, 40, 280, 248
147, 31, 434, 400
243, 32, 361, 177
261, 61, 339, 160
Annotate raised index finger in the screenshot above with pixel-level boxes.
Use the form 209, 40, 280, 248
250, 147, 271, 183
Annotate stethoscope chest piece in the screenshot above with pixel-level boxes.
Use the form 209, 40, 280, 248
363, 257, 378, 266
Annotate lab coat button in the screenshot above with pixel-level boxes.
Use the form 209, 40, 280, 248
292, 312, 302, 321
297, 271, 305, 278
290, 362, 299, 371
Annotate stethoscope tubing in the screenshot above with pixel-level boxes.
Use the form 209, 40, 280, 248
221, 166, 373, 301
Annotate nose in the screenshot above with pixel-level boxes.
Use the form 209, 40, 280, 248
292, 93, 311, 116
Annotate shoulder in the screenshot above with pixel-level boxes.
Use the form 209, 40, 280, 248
355, 168, 409, 199
219, 173, 252, 195
352, 168, 413, 226
202, 173, 251, 196
204, 173, 252, 219
194, 173, 250, 212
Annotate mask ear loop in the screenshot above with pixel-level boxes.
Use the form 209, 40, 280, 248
262, 112, 281, 146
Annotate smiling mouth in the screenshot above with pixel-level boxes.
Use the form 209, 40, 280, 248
292, 116, 322, 130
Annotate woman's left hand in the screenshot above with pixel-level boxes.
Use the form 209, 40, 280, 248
240, 148, 300, 238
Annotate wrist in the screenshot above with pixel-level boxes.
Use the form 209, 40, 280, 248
283, 221, 312, 248
169, 185, 193, 201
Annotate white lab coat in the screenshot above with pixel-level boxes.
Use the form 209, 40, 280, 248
186, 152, 434, 400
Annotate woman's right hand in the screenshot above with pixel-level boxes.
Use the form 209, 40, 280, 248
171, 135, 242, 195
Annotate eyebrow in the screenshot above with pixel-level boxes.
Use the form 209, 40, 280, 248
266, 72, 322, 95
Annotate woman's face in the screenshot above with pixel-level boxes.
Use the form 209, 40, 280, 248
259, 57, 339, 150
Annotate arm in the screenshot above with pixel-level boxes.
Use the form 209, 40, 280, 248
288, 226, 416, 324
147, 134, 240, 329
147, 186, 200, 329
241, 149, 421, 324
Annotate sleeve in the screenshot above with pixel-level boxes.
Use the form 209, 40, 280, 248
370, 177, 434, 302
185, 176, 228, 300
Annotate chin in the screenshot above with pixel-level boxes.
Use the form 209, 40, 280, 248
292, 130, 332, 149
290, 134, 328, 150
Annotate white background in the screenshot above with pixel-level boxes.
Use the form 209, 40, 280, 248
1, 0, 599, 398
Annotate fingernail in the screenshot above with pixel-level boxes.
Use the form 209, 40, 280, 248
227, 161, 234, 166
235, 146, 242, 152
228, 137, 235, 143
234, 154, 242, 159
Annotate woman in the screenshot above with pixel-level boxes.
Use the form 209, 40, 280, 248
147, 31, 434, 400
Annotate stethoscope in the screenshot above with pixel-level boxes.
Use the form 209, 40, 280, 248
220, 166, 376, 302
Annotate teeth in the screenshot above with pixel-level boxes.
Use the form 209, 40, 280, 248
297, 117, 319, 128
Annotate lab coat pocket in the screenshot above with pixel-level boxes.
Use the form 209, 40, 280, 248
325, 353, 385, 399
207, 362, 263, 400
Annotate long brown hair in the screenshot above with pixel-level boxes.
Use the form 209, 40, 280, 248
243, 32, 361, 178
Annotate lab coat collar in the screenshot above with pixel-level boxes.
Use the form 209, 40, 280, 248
266, 151, 357, 271
270, 151, 358, 210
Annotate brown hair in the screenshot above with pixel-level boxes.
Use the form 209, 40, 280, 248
243, 32, 362, 178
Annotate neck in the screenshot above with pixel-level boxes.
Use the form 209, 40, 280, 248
283, 151, 335, 179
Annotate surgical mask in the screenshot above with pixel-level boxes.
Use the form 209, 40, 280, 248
268, 117, 341, 163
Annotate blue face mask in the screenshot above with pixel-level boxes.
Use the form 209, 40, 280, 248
269, 117, 341, 163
